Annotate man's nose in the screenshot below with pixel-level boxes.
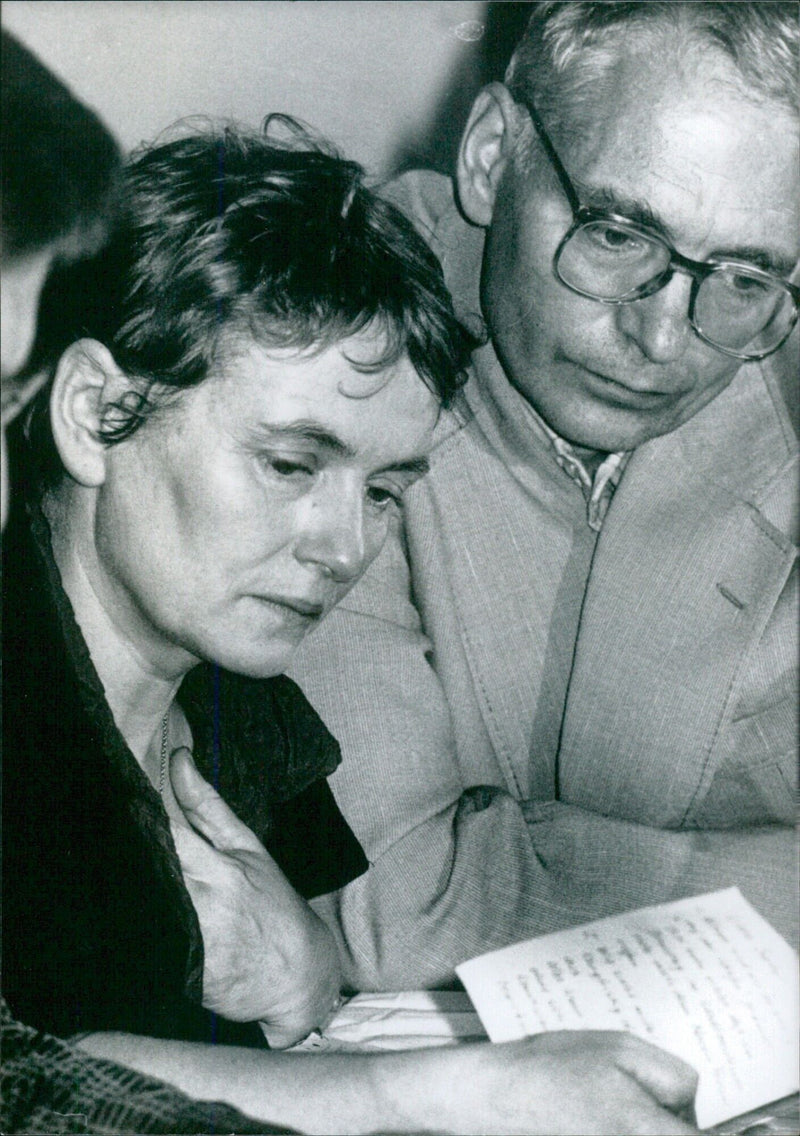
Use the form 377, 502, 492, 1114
294, 484, 367, 585
615, 272, 694, 364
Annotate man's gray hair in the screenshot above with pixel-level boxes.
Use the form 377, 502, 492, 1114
506, 1, 799, 142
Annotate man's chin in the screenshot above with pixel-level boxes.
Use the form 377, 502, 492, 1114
552, 410, 680, 454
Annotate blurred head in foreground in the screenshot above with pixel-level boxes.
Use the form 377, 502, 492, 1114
1, 28, 120, 524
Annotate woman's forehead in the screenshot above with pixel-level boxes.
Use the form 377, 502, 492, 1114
183, 335, 436, 445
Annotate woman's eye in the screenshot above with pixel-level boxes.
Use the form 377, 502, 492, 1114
265, 456, 314, 478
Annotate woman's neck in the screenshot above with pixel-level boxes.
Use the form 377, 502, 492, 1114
42, 488, 194, 765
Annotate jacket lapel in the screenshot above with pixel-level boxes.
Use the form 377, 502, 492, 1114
415, 415, 593, 800
558, 362, 798, 824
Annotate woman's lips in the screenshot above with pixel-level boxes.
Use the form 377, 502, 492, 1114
252, 594, 325, 621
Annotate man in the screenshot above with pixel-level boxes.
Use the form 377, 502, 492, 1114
290, 0, 799, 990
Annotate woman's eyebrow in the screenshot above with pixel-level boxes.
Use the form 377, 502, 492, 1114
249, 422, 431, 477
251, 421, 356, 458
373, 456, 431, 478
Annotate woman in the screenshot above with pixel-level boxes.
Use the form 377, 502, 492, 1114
3, 120, 698, 1135
2, 119, 465, 1049
2, 34, 289, 1133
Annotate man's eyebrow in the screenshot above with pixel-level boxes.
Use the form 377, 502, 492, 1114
377, 456, 431, 479
574, 180, 798, 277
709, 246, 798, 278
572, 180, 678, 241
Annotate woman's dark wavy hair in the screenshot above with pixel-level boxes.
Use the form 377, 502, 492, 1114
28, 117, 469, 483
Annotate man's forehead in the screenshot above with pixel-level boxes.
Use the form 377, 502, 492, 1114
560, 59, 800, 271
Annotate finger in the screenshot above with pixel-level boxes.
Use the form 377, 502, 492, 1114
528, 1031, 698, 1118
623, 1100, 699, 1135
169, 817, 235, 886
169, 747, 264, 854
259, 1018, 311, 1050
611, 1033, 699, 1115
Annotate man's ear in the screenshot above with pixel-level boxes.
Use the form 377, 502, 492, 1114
456, 83, 522, 226
49, 339, 132, 487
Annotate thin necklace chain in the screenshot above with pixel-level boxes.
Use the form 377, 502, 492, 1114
158, 712, 169, 794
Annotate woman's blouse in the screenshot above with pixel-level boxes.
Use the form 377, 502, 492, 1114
0, 998, 293, 1135
2, 503, 367, 1047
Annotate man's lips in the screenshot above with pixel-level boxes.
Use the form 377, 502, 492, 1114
575, 364, 673, 405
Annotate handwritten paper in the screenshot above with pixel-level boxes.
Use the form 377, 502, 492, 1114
456, 889, 798, 1129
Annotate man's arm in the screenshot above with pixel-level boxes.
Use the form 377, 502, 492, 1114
309, 780, 796, 993
521, 802, 798, 947
290, 532, 796, 992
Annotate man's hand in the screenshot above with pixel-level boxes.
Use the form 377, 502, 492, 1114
522, 1030, 698, 1134
168, 746, 341, 1047
381, 1029, 699, 1135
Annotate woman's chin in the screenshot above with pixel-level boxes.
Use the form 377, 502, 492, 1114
202, 635, 304, 680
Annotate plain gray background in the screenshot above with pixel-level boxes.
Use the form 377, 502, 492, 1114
3, 1, 512, 178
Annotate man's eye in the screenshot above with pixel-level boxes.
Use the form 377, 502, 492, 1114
590, 225, 643, 252
366, 484, 402, 510
727, 272, 769, 296
710, 270, 778, 315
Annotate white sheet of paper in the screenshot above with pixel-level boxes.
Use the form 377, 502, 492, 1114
456, 889, 798, 1129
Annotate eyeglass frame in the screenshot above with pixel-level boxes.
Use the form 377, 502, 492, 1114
514, 91, 800, 362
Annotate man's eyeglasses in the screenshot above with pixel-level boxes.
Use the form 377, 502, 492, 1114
516, 94, 799, 362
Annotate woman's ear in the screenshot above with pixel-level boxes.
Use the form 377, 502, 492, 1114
456, 83, 522, 227
49, 339, 131, 487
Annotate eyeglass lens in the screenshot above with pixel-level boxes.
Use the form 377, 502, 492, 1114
558, 221, 670, 299
556, 220, 794, 356
694, 270, 790, 353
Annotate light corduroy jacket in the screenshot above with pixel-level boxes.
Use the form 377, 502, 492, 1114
290, 172, 799, 991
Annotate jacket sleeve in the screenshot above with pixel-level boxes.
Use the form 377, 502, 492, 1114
290, 521, 798, 993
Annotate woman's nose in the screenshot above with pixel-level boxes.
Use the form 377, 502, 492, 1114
615, 272, 694, 364
294, 486, 368, 585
